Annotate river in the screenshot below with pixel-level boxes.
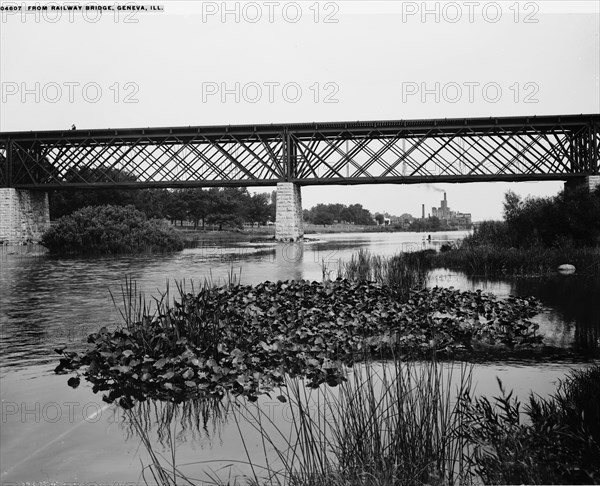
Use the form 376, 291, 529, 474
1, 231, 598, 483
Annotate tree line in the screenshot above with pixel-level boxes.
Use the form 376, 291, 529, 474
51, 187, 387, 229
302, 203, 376, 225
45, 165, 395, 228
51, 187, 276, 229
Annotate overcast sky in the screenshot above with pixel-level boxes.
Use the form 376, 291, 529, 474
1, 0, 598, 220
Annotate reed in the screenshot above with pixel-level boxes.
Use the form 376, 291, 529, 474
431, 244, 600, 277
109, 269, 242, 358
238, 355, 475, 486
126, 362, 600, 486
337, 249, 429, 300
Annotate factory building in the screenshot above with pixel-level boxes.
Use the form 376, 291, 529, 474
430, 192, 472, 229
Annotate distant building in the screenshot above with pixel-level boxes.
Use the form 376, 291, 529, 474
431, 193, 472, 229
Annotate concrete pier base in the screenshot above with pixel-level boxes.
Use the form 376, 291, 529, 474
0, 188, 50, 245
275, 182, 304, 242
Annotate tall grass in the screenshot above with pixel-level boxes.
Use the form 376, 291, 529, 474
431, 244, 600, 277
337, 249, 429, 300
123, 361, 600, 486
236, 356, 475, 486
109, 269, 242, 358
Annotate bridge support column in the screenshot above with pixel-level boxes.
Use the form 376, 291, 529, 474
587, 176, 600, 191
565, 175, 600, 192
0, 189, 50, 245
275, 182, 304, 242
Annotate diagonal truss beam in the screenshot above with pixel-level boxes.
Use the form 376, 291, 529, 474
0, 114, 598, 189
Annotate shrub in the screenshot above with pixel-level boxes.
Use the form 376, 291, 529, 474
503, 186, 600, 248
463, 220, 513, 248
42, 204, 184, 254
461, 365, 600, 484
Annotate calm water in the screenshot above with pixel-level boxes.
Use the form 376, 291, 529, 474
1, 231, 598, 483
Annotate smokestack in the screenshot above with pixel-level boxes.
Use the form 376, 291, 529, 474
444, 192, 447, 202
422, 204, 425, 219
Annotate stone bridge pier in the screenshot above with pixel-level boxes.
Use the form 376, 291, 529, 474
565, 175, 600, 192
0, 188, 50, 245
275, 182, 304, 242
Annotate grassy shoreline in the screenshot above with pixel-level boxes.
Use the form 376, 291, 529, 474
428, 244, 600, 277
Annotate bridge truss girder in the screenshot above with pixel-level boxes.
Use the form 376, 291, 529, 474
1, 114, 598, 189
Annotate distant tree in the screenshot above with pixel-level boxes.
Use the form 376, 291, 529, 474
309, 204, 340, 225
130, 189, 170, 219
164, 190, 189, 225
49, 166, 142, 219
374, 213, 385, 225
303, 203, 375, 225
185, 188, 210, 229
205, 187, 248, 229
246, 192, 273, 224
348, 203, 376, 225
502, 186, 600, 248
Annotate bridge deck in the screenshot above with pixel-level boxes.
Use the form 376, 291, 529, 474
1, 114, 598, 189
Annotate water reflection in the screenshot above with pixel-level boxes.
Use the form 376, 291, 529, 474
428, 269, 600, 353
123, 395, 231, 447
275, 242, 304, 282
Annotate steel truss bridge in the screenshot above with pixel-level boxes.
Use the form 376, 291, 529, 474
1, 114, 598, 190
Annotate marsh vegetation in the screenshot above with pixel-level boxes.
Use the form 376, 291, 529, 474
52, 244, 599, 484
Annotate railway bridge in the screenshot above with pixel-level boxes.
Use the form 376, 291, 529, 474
1, 113, 599, 243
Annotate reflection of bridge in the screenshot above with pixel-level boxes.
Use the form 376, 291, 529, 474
1, 114, 599, 243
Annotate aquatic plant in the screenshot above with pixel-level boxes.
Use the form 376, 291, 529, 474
432, 245, 600, 277
95, 361, 600, 486
55, 278, 543, 408
460, 364, 600, 484
120, 357, 476, 486
42, 204, 184, 255
240, 358, 475, 486
337, 249, 429, 300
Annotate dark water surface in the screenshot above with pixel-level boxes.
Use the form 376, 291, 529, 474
1, 231, 598, 483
